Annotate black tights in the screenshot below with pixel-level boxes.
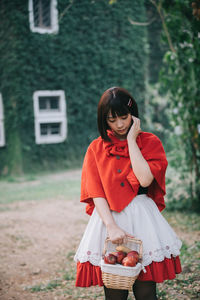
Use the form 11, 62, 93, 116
104, 280, 158, 300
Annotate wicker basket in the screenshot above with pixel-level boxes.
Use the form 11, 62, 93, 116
101, 237, 143, 291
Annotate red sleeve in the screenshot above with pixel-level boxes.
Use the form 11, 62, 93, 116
126, 170, 140, 194
81, 145, 106, 215
141, 133, 168, 211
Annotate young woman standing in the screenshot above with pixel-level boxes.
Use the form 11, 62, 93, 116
74, 87, 182, 300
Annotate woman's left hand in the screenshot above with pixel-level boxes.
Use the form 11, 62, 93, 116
127, 116, 142, 142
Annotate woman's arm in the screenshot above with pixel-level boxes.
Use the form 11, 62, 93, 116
93, 197, 133, 244
127, 116, 154, 187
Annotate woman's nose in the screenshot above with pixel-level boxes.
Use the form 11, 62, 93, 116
116, 119, 123, 128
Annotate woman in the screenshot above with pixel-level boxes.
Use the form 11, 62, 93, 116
74, 87, 182, 300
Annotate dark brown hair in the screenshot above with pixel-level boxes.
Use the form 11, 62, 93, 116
97, 87, 139, 141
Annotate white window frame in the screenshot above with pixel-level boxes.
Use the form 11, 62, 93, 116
33, 90, 67, 144
28, 0, 59, 34
0, 93, 5, 147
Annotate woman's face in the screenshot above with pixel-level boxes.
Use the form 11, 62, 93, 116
107, 111, 132, 140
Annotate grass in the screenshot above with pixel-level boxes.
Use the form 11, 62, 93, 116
0, 170, 81, 206
1, 169, 200, 299
25, 279, 63, 292
156, 239, 200, 299
25, 211, 200, 300
163, 210, 200, 231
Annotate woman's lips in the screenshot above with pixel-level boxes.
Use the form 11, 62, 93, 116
117, 129, 126, 133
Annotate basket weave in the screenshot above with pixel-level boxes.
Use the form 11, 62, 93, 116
101, 237, 143, 291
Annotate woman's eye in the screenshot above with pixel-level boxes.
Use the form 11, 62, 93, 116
121, 116, 128, 120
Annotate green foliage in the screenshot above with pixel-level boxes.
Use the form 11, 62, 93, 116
144, 1, 168, 83
27, 279, 62, 292
0, 0, 148, 175
158, 211, 200, 299
143, 83, 172, 148
159, 0, 200, 211
163, 210, 200, 231
63, 271, 75, 281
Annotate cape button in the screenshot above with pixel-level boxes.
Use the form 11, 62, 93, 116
117, 169, 122, 173
120, 182, 125, 187
116, 155, 120, 160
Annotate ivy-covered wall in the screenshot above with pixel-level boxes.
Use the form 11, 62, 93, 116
0, 0, 148, 175
144, 0, 167, 84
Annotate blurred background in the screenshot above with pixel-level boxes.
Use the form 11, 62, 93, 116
0, 0, 199, 210
0, 1, 200, 299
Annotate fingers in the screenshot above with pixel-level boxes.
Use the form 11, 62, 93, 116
110, 232, 126, 244
125, 232, 135, 238
107, 224, 134, 245
132, 116, 141, 130
123, 233, 134, 245
111, 240, 121, 245
111, 233, 134, 245
111, 236, 125, 245
129, 117, 142, 137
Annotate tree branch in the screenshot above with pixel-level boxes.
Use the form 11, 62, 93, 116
59, 0, 74, 22
150, 0, 176, 52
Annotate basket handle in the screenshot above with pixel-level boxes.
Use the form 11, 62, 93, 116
103, 237, 143, 259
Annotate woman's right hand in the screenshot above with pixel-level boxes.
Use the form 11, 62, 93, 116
106, 223, 133, 245
93, 197, 134, 244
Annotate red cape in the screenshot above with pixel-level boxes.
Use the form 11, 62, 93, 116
81, 131, 168, 215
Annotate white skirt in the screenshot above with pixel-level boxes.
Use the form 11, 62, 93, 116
74, 195, 182, 268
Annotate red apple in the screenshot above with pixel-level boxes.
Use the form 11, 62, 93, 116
104, 253, 117, 265
127, 250, 139, 262
111, 251, 127, 264
122, 256, 137, 267
115, 251, 127, 264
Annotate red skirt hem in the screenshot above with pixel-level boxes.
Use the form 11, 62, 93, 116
75, 256, 182, 287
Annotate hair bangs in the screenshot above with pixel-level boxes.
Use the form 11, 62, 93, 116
97, 87, 139, 141
109, 97, 130, 118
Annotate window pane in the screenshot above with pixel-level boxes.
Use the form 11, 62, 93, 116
39, 96, 60, 110
50, 97, 59, 109
42, 0, 51, 27
40, 123, 48, 135
33, 0, 51, 28
33, 0, 40, 27
50, 123, 60, 134
39, 97, 48, 109
40, 123, 60, 136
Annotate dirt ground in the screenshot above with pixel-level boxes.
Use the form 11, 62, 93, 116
0, 169, 91, 300
0, 169, 199, 300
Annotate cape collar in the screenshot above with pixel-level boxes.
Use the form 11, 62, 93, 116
103, 130, 142, 157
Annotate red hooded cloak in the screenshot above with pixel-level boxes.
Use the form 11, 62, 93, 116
80, 131, 168, 215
